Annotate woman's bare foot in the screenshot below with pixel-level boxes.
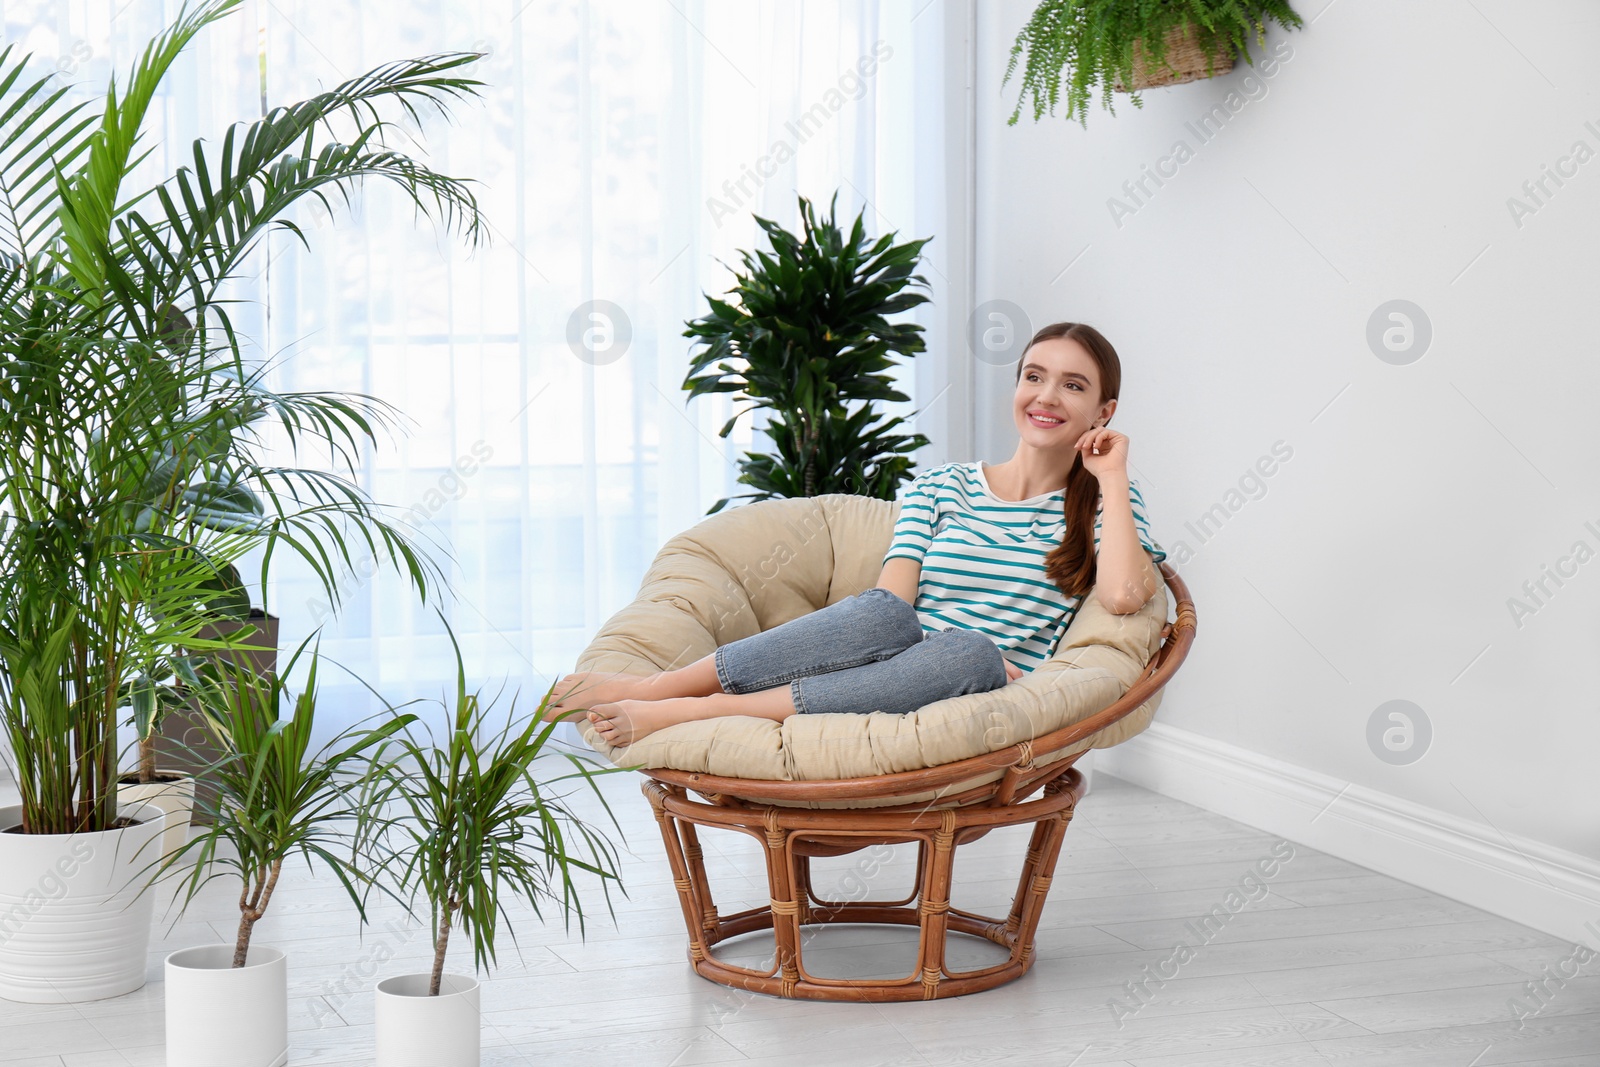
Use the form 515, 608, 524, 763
585, 687, 797, 747
540, 672, 662, 722
587, 698, 710, 747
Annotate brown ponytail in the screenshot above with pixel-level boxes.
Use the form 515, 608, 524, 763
1014, 322, 1123, 602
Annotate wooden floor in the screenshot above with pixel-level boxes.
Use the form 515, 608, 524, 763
2, 770, 1596, 1066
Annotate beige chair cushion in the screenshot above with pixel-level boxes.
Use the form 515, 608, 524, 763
574, 493, 1167, 804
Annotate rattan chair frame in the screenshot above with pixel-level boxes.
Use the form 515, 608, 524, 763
640, 563, 1196, 1002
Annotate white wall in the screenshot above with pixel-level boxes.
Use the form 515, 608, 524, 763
975, 0, 1600, 940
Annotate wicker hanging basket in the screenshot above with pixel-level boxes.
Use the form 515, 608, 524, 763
1112, 21, 1235, 92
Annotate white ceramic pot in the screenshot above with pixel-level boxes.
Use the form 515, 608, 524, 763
116, 776, 196, 860
0, 801, 165, 1003
165, 944, 288, 1067
375, 972, 481, 1066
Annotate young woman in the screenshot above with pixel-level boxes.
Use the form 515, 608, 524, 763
544, 321, 1167, 747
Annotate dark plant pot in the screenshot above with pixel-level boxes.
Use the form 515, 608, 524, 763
154, 610, 280, 824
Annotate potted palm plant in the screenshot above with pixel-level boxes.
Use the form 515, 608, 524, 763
159, 637, 415, 1067
682, 190, 935, 513
367, 620, 624, 1066
1002, 0, 1305, 128
0, 334, 265, 1003
0, 0, 484, 1003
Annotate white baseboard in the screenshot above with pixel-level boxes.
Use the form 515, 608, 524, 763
1095, 721, 1600, 948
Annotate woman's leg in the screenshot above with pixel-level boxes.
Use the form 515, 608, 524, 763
789, 627, 1009, 716
543, 652, 721, 720
589, 625, 1009, 747
547, 588, 922, 719
582, 589, 927, 744
588, 685, 799, 746
713, 588, 926, 694
595, 627, 1004, 742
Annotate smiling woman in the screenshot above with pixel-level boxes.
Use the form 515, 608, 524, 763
993, 322, 1167, 616
540, 319, 1168, 747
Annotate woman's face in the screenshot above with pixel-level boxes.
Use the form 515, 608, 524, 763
1012, 336, 1114, 456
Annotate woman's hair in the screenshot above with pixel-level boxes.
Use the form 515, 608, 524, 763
1014, 322, 1123, 602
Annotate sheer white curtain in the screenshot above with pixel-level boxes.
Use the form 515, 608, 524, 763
11, 0, 971, 737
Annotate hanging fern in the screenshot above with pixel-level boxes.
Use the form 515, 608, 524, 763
1003, 0, 1304, 129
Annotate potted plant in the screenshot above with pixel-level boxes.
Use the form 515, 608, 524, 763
682, 190, 935, 513
367, 620, 624, 1066
0, 786, 170, 1004
1002, 0, 1305, 128
159, 638, 415, 1067
0, 335, 263, 1003
119, 561, 261, 857
119, 510, 275, 851
0, 0, 485, 1002
118, 652, 210, 860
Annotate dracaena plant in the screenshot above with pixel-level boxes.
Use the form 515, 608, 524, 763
368, 618, 624, 996
0, 0, 486, 834
682, 190, 935, 514
161, 637, 416, 967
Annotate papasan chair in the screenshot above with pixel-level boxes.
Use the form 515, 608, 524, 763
572, 492, 1196, 1002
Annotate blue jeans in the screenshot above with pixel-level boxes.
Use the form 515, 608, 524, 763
712, 588, 1010, 716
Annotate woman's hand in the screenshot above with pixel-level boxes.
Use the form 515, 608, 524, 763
1076, 426, 1129, 480
1003, 658, 1023, 683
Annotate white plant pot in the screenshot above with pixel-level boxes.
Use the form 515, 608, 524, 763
116, 776, 196, 861
165, 944, 288, 1067
375, 972, 481, 1066
0, 801, 165, 1003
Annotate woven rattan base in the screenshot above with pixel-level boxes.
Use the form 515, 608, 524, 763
643, 765, 1087, 1002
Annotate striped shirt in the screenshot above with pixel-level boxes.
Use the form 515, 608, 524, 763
882, 461, 1166, 674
